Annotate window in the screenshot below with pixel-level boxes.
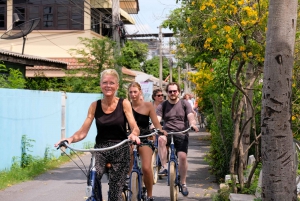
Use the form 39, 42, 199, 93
13, 0, 84, 30
0, 0, 6, 30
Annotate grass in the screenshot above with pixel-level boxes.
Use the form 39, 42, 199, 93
0, 154, 71, 190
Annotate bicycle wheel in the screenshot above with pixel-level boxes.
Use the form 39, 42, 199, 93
122, 191, 127, 201
169, 161, 178, 201
130, 172, 139, 201
152, 149, 158, 184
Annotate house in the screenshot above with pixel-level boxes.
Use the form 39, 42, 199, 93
0, 48, 67, 76
0, 0, 139, 74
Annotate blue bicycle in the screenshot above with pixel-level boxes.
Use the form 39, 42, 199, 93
129, 129, 160, 201
57, 139, 130, 201
165, 127, 191, 201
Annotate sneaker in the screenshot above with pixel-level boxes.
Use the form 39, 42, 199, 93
181, 184, 189, 196
147, 197, 155, 201
158, 167, 168, 176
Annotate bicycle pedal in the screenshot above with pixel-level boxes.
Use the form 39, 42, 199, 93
86, 186, 92, 197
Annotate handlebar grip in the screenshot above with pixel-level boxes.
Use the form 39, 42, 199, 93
57, 140, 69, 150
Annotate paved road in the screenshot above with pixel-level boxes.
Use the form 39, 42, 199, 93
0, 130, 219, 201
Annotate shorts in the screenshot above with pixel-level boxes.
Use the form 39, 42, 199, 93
139, 138, 155, 152
166, 133, 189, 154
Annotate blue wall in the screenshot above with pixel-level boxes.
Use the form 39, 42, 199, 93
0, 88, 102, 171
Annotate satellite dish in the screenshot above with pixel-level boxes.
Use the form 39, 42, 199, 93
1, 18, 40, 55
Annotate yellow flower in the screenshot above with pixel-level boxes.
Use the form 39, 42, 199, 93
206, 38, 213, 42
227, 38, 233, 43
189, 27, 193, 32
212, 25, 217, 29
238, 0, 243, 5
192, 1, 195, 6
248, 52, 253, 57
242, 52, 247, 59
186, 17, 191, 23
292, 115, 296, 121
224, 26, 231, 32
240, 46, 246, 51
225, 43, 232, 49
200, 5, 206, 11
204, 43, 210, 49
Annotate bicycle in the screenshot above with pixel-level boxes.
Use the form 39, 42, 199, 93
57, 139, 130, 201
164, 127, 191, 201
129, 129, 160, 201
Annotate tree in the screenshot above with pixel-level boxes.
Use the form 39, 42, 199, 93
118, 40, 148, 71
261, 1, 297, 200
163, 0, 268, 188
143, 56, 171, 80
0, 64, 26, 89
66, 37, 116, 93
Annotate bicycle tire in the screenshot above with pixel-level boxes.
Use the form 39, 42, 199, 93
130, 172, 139, 201
169, 161, 178, 201
122, 191, 127, 201
152, 149, 158, 184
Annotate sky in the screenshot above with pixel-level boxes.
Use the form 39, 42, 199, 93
125, 0, 180, 36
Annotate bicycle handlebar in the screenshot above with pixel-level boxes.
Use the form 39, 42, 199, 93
138, 129, 162, 138
57, 139, 130, 152
166, 127, 192, 135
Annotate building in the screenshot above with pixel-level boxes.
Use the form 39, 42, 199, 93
0, 0, 139, 75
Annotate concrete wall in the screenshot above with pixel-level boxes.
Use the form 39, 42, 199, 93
0, 88, 102, 171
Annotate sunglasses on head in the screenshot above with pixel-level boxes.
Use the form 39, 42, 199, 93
168, 90, 178, 94
156, 94, 163, 97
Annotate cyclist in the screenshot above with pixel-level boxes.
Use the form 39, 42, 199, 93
152, 88, 164, 110
128, 82, 166, 201
55, 69, 140, 201
156, 82, 199, 196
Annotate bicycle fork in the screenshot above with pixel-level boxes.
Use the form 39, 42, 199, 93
167, 136, 180, 189
87, 153, 103, 201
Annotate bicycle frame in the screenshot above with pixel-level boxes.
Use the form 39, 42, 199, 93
58, 139, 130, 201
167, 135, 179, 187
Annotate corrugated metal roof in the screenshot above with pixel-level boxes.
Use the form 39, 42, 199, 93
0, 49, 68, 65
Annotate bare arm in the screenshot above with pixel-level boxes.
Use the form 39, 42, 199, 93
148, 102, 162, 130
123, 99, 140, 143
187, 113, 199, 132
55, 101, 96, 146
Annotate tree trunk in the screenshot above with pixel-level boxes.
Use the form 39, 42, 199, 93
261, 1, 297, 200
242, 63, 254, 165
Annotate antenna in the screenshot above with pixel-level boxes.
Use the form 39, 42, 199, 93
1, 16, 40, 54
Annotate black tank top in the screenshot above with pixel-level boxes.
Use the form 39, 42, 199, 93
95, 99, 127, 143
132, 109, 149, 136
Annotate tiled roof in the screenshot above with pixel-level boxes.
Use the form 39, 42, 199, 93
26, 57, 137, 77
0, 49, 68, 65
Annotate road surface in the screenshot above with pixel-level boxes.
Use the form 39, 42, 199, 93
0, 130, 219, 201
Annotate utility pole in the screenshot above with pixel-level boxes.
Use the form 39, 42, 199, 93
112, 0, 120, 51
159, 26, 163, 89
169, 37, 172, 83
